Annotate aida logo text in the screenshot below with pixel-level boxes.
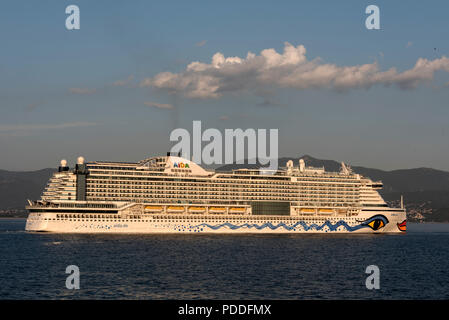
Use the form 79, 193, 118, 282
173, 162, 190, 168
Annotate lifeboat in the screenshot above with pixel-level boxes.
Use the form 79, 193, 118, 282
209, 207, 226, 213
300, 208, 315, 214
188, 206, 206, 213
319, 208, 334, 214
167, 206, 185, 213
144, 205, 163, 212
229, 207, 246, 213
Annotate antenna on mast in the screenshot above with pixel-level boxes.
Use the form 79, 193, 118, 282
340, 162, 352, 175
299, 159, 305, 172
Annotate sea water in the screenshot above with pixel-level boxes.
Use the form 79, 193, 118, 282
0, 219, 448, 299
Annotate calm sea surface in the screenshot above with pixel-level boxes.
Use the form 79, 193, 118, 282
0, 219, 448, 299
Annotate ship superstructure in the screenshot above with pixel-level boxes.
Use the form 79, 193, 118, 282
25, 154, 407, 233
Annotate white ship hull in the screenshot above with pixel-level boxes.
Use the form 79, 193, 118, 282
25, 210, 406, 234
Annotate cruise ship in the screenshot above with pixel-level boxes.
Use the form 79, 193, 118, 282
25, 153, 407, 234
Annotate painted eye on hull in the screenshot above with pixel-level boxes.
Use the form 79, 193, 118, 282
367, 219, 385, 230
359, 215, 389, 231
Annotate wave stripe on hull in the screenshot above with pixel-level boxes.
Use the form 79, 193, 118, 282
191, 220, 368, 232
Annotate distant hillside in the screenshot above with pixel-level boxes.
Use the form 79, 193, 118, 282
217, 155, 449, 222
0, 168, 56, 210
218, 155, 449, 192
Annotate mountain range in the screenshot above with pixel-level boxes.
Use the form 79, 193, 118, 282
1, 155, 448, 222
0, 168, 56, 210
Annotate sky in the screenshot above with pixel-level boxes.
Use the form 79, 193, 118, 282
1, 0, 449, 171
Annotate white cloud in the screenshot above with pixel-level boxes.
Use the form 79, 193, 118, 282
196, 40, 207, 47
112, 75, 134, 86
69, 88, 97, 95
144, 101, 174, 109
140, 42, 449, 99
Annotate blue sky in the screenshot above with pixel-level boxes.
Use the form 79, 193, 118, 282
1, 0, 449, 171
